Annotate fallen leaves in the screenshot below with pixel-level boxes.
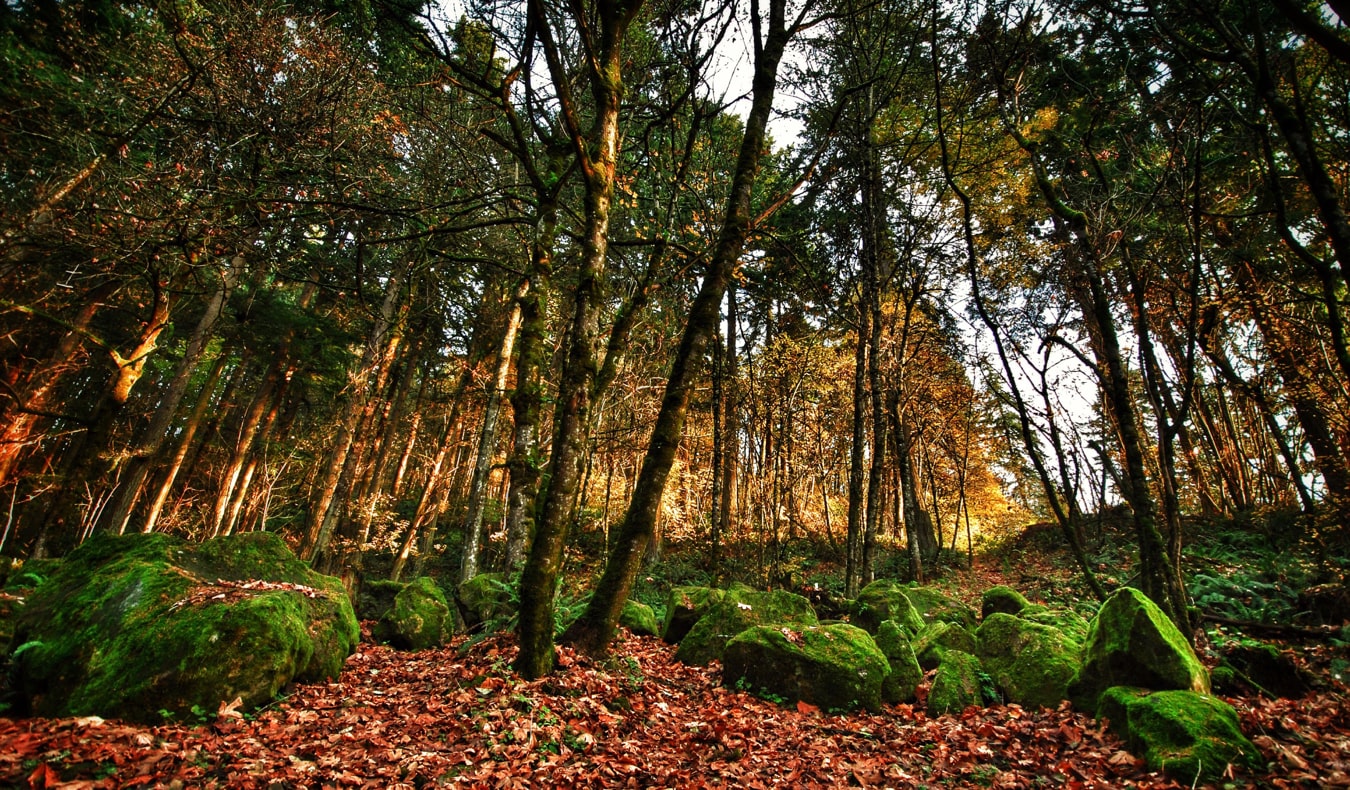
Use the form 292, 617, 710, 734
0, 630, 1338, 789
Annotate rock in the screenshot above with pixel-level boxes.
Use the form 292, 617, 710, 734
981, 585, 1032, 618
1020, 605, 1092, 645
456, 573, 514, 630
1069, 588, 1208, 712
619, 599, 660, 636
875, 619, 923, 703
1216, 642, 1315, 698
927, 650, 985, 716
661, 586, 728, 643
375, 577, 451, 651
902, 585, 978, 630
976, 613, 1081, 708
1096, 687, 1262, 784
852, 580, 924, 635
356, 579, 406, 620
675, 589, 818, 665
8, 532, 358, 722
913, 621, 979, 670
722, 623, 890, 712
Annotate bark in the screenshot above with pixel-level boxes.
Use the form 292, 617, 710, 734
713, 283, 740, 583
142, 349, 228, 532
845, 299, 869, 596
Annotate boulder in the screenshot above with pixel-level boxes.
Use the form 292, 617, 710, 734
1097, 687, 1262, 784
1215, 642, 1315, 699
8, 532, 358, 722
456, 572, 514, 630
375, 576, 451, 651
875, 619, 923, 703
661, 586, 728, 643
981, 585, 1032, 619
722, 623, 890, 712
976, 613, 1081, 709
927, 650, 985, 716
1020, 605, 1092, 645
1069, 588, 1208, 711
913, 621, 979, 670
902, 585, 977, 630
675, 589, 818, 665
852, 580, 924, 635
619, 599, 660, 636
356, 578, 406, 620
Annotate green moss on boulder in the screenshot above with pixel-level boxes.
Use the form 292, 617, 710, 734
903, 585, 977, 630
875, 620, 923, 703
1021, 606, 1092, 645
1097, 687, 1261, 784
661, 586, 728, 643
927, 650, 984, 716
376, 576, 451, 651
456, 573, 514, 630
675, 589, 818, 666
913, 621, 979, 670
1069, 588, 1208, 712
981, 585, 1032, 619
722, 623, 890, 712
975, 613, 1081, 709
8, 532, 357, 722
356, 579, 406, 621
852, 580, 924, 635
620, 599, 660, 636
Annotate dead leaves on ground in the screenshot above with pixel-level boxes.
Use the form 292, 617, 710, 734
0, 631, 1339, 789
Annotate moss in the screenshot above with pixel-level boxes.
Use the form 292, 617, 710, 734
1097, 687, 1262, 784
356, 579, 407, 621
903, 584, 977, 630
722, 623, 890, 712
852, 580, 925, 635
975, 613, 1080, 708
1070, 588, 1208, 712
912, 621, 979, 670
661, 586, 728, 643
456, 573, 514, 629
675, 589, 818, 666
377, 576, 451, 651
981, 586, 1032, 619
875, 620, 923, 703
619, 599, 659, 636
1020, 606, 1091, 645
927, 650, 984, 716
9, 532, 357, 722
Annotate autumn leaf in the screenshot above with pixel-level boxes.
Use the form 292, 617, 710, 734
796, 700, 820, 716
217, 696, 244, 721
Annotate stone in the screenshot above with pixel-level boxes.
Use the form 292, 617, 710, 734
619, 599, 660, 636
7, 532, 357, 722
675, 589, 818, 665
661, 586, 728, 643
722, 623, 890, 712
1097, 687, 1262, 784
852, 580, 924, 635
375, 576, 451, 651
927, 650, 985, 716
875, 619, 923, 703
902, 585, 978, 630
913, 621, 980, 670
1069, 588, 1208, 712
1216, 642, 1315, 699
975, 613, 1081, 708
981, 585, 1032, 619
456, 572, 514, 630
356, 578, 406, 621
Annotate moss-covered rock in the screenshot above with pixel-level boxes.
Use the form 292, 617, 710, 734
1097, 687, 1262, 784
8, 532, 357, 722
620, 599, 660, 636
356, 579, 406, 621
722, 623, 890, 712
661, 586, 728, 643
852, 580, 924, 635
981, 585, 1032, 619
903, 584, 978, 630
975, 613, 1080, 709
456, 572, 514, 630
375, 576, 450, 651
675, 589, 818, 666
913, 621, 979, 670
927, 650, 984, 716
1020, 606, 1092, 645
875, 619, 923, 703
1217, 642, 1314, 699
1069, 588, 1208, 712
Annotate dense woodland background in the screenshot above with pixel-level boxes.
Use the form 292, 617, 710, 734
2, 0, 1349, 676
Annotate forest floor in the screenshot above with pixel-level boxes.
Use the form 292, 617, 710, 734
3, 541, 1350, 788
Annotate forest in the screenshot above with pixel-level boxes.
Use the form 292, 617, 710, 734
2, 0, 1350, 785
